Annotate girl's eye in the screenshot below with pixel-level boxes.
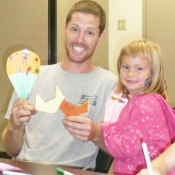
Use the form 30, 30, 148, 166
122, 65, 129, 69
136, 67, 143, 71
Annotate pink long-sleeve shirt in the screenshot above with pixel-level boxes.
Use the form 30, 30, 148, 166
102, 93, 175, 175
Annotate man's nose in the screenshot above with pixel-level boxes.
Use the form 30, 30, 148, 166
77, 32, 84, 43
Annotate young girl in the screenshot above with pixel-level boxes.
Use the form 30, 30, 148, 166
63, 39, 175, 174
101, 39, 175, 175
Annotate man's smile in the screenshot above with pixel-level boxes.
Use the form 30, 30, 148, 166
72, 45, 86, 52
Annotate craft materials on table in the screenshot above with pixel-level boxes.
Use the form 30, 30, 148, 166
56, 168, 74, 175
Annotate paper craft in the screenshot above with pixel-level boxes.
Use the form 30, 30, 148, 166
35, 86, 65, 114
35, 86, 88, 115
60, 99, 88, 116
0, 162, 23, 172
6, 49, 40, 99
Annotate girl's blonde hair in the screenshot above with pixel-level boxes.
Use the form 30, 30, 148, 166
116, 39, 168, 101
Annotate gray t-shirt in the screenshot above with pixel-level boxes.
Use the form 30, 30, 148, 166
5, 63, 117, 169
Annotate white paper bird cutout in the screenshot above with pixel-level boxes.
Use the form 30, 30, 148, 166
35, 86, 65, 114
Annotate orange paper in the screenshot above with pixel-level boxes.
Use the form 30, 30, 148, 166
60, 99, 88, 116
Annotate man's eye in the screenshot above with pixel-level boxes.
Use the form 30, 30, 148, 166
86, 31, 94, 36
72, 28, 79, 32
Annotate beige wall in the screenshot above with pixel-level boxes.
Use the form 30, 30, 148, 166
144, 0, 175, 106
0, 0, 48, 151
108, 0, 142, 75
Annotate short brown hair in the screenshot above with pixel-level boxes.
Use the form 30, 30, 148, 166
65, 0, 106, 35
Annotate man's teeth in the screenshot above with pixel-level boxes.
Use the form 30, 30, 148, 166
73, 46, 85, 52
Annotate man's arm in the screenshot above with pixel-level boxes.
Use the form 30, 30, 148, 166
62, 116, 109, 153
2, 123, 25, 157
2, 99, 37, 157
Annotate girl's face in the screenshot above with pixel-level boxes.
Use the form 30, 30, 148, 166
120, 55, 151, 98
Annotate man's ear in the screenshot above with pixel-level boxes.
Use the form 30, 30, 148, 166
97, 30, 106, 44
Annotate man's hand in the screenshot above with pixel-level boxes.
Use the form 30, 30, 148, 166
2, 99, 37, 157
63, 115, 110, 153
62, 116, 99, 142
9, 99, 37, 131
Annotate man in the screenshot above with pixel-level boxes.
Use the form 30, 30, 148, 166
2, 0, 116, 170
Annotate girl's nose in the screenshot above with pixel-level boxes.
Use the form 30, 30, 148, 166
127, 69, 135, 77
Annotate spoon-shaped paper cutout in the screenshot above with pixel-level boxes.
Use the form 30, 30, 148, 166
6, 49, 40, 99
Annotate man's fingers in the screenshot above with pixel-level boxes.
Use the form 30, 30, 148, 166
65, 115, 91, 123
65, 124, 89, 136
63, 118, 91, 131
70, 133, 89, 142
